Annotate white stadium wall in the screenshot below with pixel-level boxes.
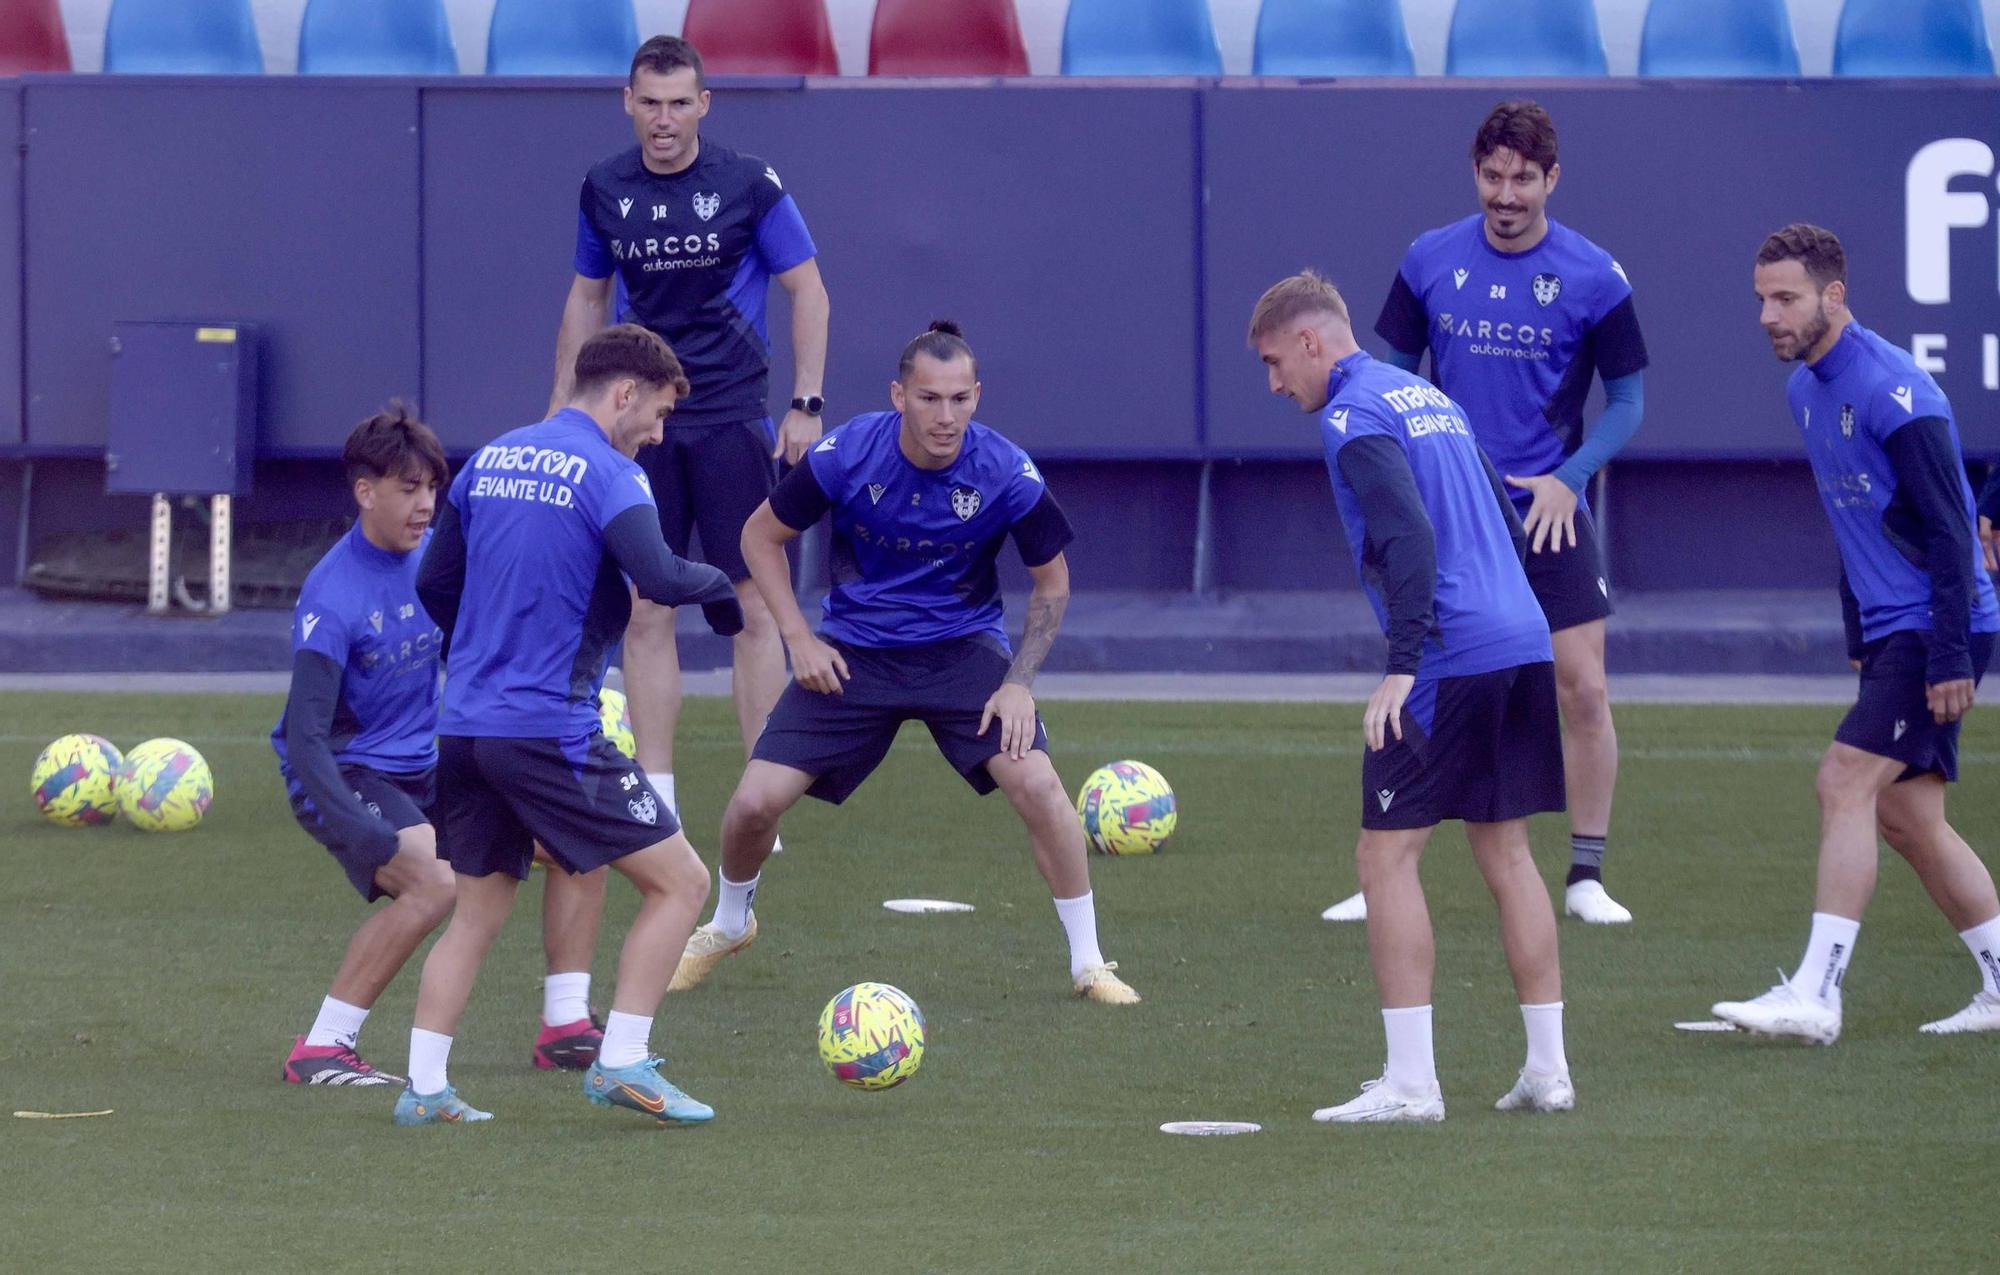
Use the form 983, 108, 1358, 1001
52, 0, 2000, 78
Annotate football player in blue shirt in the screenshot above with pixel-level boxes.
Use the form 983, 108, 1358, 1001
393, 326, 746, 1126
1714, 225, 2000, 1041
551, 35, 829, 846
1980, 467, 1998, 572
665, 322, 1139, 1007
1253, 272, 1572, 1123
273, 408, 457, 1087
1326, 100, 1648, 927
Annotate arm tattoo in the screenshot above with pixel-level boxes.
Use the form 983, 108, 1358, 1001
1004, 589, 1069, 689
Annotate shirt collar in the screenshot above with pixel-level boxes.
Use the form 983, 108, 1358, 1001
347, 521, 410, 569
1325, 350, 1372, 402
1808, 321, 1862, 383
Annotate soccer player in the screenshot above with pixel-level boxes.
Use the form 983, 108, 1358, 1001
551, 34, 829, 839
394, 326, 746, 1125
1252, 273, 1572, 1122
274, 407, 456, 1086
1324, 100, 1647, 927
1712, 225, 2000, 1041
666, 322, 1139, 1006
1980, 466, 1998, 573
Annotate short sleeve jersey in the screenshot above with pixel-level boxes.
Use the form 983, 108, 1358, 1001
1786, 323, 2000, 642
1322, 352, 1552, 680
574, 141, 817, 428
1376, 215, 1648, 507
437, 410, 661, 739
270, 525, 444, 776
801, 413, 1067, 650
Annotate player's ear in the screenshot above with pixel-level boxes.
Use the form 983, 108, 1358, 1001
696, 89, 711, 119
1824, 279, 1847, 310
354, 476, 375, 511
1544, 162, 1560, 194
622, 85, 636, 117
889, 379, 906, 412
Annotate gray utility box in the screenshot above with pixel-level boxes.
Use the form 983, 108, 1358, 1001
105, 321, 259, 496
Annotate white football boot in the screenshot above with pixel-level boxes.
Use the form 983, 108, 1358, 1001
1711, 977, 1841, 1045
1493, 1068, 1576, 1113
1919, 991, 2000, 1035
1564, 880, 1633, 925
1320, 891, 1368, 923
1312, 1075, 1445, 1124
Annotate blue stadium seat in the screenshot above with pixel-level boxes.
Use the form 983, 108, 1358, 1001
1254, 0, 1414, 76
1834, 0, 1994, 75
1640, 0, 1799, 76
1062, 0, 1223, 76
1447, 0, 1607, 76
298, 0, 457, 75
486, 0, 638, 75
103, 0, 263, 74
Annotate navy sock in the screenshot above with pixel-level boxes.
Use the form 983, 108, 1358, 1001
1566, 835, 1606, 887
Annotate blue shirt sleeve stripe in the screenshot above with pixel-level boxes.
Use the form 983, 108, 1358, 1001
574, 207, 613, 279
754, 195, 817, 276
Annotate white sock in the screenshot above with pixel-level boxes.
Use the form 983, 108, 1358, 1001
599, 1010, 652, 1070
1959, 916, 2000, 997
1521, 1001, 1567, 1075
304, 996, 369, 1049
408, 1028, 452, 1095
1052, 892, 1106, 978
543, 972, 591, 1026
1790, 912, 1861, 1006
1382, 1005, 1437, 1094
713, 872, 759, 939
646, 772, 677, 819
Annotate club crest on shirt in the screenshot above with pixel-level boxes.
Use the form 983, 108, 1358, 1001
1531, 273, 1562, 306
867, 483, 885, 505
950, 486, 983, 521
369, 609, 384, 633
1840, 404, 1855, 439
692, 192, 720, 222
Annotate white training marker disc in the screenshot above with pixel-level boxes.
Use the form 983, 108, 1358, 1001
882, 898, 976, 914
1160, 1121, 1262, 1136
1673, 1020, 1739, 1033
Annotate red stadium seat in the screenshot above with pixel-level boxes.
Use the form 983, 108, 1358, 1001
0, 0, 73, 73
869, 0, 1028, 76
683, 0, 838, 76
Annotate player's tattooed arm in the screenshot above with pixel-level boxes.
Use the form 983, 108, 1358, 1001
1005, 555, 1071, 689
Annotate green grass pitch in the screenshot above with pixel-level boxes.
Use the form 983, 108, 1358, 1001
4, 692, 1997, 1272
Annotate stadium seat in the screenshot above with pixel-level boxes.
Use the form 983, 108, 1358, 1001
103, 0, 262, 74
1640, 0, 1800, 76
0, 0, 72, 73
1252, 0, 1415, 76
1062, 0, 1224, 75
297, 0, 457, 75
1446, 0, 1608, 76
487, 0, 638, 75
869, 0, 1029, 76
1833, 0, 1994, 75
682, 0, 839, 76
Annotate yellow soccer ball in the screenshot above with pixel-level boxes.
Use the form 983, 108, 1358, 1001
1076, 760, 1177, 855
29, 733, 124, 827
818, 982, 926, 1091
117, 738, 213, 832
598, 687, 636, 758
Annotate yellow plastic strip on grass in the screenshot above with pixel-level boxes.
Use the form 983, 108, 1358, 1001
14, 1109, 115, 1120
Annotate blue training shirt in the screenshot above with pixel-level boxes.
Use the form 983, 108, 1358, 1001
270, 524, 443, 775
1323, 352, 1552, 680
1787, 322, 1999, 643
574, 141, 817, 428
1376, 215, 1648, 509
436, 410, 661, 738
785, 412, 1069, 650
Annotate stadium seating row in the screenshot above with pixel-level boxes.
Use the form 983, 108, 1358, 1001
0, 0, 1991, 79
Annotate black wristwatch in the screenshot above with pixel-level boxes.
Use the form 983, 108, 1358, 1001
790, 395, 824, 416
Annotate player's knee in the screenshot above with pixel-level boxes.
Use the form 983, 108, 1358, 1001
726, 781, 790, 831
1814, 751, 1877, 813
734, 583, 775, 637
1012, 762, 1070, 819
407, 862, 457, 927
670, 844, 712, 904
1556, 668, 1610, 729
625, 601, 675, 647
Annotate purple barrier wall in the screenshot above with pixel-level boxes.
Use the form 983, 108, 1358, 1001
1204, 80, 2000, 459
0, 87, 18, 446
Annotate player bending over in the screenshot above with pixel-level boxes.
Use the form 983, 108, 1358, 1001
668, 321, 1139, 1006
1713, 225, 2000, 1042
393, 326, 744, 1126
1252, 272, 1572, 1123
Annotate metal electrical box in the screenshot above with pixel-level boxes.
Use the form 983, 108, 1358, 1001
104, 321, 258, 496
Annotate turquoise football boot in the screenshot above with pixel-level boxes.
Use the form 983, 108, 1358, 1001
583, 1057, 714, 1125
391, 1085, 492, 1126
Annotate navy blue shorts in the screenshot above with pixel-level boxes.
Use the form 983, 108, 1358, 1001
1523, 501, 1613, 634
753, 635, 1046, 805
1835, 630, 1994, 783
288, 765, 433, 903
1361, 662, 1566, 831
639, 418, 775, 583
435, 734, 678, 880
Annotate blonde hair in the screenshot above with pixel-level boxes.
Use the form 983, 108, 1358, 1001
1247, 270, 1351, 344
